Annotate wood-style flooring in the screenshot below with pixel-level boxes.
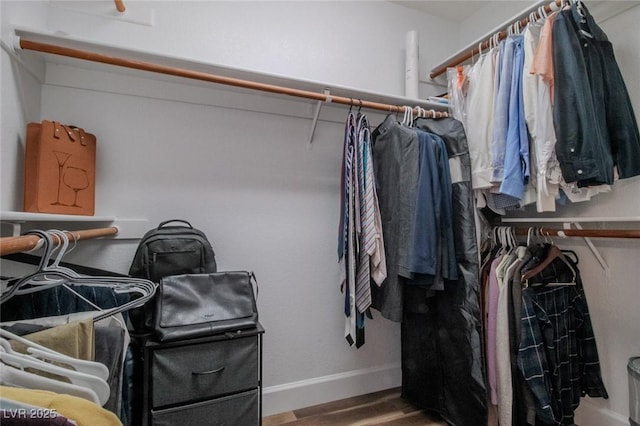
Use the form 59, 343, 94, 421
262, 388, 447, 426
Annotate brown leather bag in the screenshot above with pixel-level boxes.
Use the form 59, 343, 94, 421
23, 120, 96, 215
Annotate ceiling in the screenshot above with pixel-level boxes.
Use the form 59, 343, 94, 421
389, 1, 490, 22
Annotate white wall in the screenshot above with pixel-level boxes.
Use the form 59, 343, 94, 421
0, 0, 460, 417
2, 0, 639, 422
458, 0, 536, 47
0, 1, 47, 213
43, 0, 454, 98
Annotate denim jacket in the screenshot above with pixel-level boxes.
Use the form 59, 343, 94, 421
552, 2, 640, 187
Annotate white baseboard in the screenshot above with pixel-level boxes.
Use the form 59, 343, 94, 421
574, 399, 629, 426
261, 363, 402, 417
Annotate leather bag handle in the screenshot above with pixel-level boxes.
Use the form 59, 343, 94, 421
249, 271, 259, 300
157, 219, 193, 229
65, 125, 88, 146
51, 121, 88, 146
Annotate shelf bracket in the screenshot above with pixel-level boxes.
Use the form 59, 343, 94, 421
308, 89, 331, 147
4, 221, 24, 237
563, 222, 610, 275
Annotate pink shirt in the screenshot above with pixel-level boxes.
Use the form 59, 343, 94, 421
531, 13, 559, 102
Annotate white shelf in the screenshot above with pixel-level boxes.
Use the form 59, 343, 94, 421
1, 211, 116, 222
11, 27, 448, 113
0, 211, 148, 239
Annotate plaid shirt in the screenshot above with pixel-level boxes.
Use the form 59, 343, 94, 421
518, 260, 608, 426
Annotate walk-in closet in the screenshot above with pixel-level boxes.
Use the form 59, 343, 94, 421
2, 1, 639, 426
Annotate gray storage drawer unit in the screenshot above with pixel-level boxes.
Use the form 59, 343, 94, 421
140, 324, 264, 426
151, 389, 259, 426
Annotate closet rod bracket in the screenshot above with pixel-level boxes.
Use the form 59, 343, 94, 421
570, 222, 610, 275
307, 88, 331, 147
5, 221, 23, 238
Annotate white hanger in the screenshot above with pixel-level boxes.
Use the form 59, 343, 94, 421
508, 227, 518, 251
0, 362, 101, 404
31, 232, 127, 329
402, 105, 414, 126
539, 5, 548, 19
511, 21, 522, 35
48, 230, 81, 275
0, 329, 109, 381
0, 343, 110, 405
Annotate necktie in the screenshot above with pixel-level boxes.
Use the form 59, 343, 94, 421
355, 114, 374, 313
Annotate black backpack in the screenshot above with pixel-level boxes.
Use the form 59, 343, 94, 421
128, 220, 217, 333
129, 219, 217, 282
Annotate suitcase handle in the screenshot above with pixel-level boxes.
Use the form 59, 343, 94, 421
157, 219, 193, 229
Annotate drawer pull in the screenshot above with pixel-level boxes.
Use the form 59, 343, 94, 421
192, 366, 225, 376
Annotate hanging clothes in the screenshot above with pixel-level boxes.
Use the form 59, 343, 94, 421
481, 234, 609, 426
518, 247, 608, 425
523, 16, 561, 213
0, 386, 122, 426
2, 312, 129, 421
500, 35, 530, 202
552, 2, 640, 187
369, 115, 460, 320
369, 114, 419, 322
489, 34, 531, 211
401, 117, 487, 426
338, 110, 386, 347
529, 8, 612, 206
466, 48, 498, 192
454, 1, 640, 216
485, 253, 503, 407
0, 267, 136, 425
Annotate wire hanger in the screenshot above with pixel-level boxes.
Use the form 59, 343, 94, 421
522, 229, 577, 286
1, 230, 157, 322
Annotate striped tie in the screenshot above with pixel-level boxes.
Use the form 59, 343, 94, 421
355, 114, 374, 313
340, 112, 357, 345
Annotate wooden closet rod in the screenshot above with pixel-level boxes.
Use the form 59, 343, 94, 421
18, 38, 447, 118
429, 0, 563, 79
0, 226, 118, 256
512, 227, 640, 239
